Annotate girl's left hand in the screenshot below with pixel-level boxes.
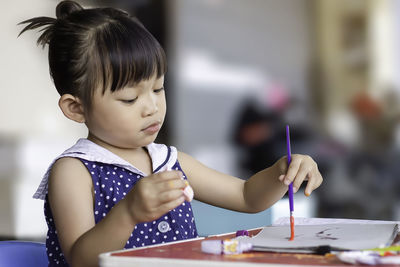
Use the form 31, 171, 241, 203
276, 154, 323, 196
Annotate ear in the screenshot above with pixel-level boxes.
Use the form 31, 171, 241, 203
58, 94, 86, 123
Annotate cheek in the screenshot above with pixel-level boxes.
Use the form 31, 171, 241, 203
88, 104, 125, 130
111, 108, 139, 129
159, 96, 167, 115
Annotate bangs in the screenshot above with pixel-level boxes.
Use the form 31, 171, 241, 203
94, 17, 167, 94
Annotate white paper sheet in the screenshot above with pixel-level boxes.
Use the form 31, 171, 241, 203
243, 223, 398, 253
272, 217, 400, 226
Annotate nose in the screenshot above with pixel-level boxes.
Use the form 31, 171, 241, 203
141, 92, 158, 117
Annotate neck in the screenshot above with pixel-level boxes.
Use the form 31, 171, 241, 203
87, 133, 153, 174
87, 132, 143, 156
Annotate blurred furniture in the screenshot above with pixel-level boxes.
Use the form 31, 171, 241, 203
0, 241, 47, 267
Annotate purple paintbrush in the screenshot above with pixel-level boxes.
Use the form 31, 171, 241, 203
286, 125, 295, 241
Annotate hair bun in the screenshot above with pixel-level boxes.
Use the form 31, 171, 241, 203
56, 1, 83, 19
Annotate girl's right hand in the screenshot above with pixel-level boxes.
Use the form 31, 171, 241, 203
275, 154, 323, 196
124, 171, 187, 224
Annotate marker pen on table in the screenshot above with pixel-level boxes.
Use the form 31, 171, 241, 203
201, 239, 252, 255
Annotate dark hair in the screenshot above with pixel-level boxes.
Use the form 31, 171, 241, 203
18, 0, 167, 110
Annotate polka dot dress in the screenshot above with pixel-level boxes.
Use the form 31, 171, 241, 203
44, 158, 198, 266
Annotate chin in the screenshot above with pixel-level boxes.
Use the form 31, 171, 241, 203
131, 136, 158, 148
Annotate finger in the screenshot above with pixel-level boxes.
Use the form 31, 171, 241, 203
157, 196, 185, 214
316, 172, 323, 187
161, 179, 186, 191
149, 179, 184, 196
284, 158, 301, 185
292, 166, 310, 193
304, 176, 315, 196
153, 170, 183, 182
158, 189, 184, 204
304, 171, 323, 196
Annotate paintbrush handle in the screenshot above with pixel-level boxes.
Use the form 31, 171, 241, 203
288, 184, 294, 212
286, 125, 294, 212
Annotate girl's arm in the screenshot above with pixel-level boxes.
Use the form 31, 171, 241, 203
178, 151, 322, 213
48, 157, 186, 267
48, 157, 135, 267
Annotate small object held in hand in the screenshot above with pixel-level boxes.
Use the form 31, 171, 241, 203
183, 180, 194, 202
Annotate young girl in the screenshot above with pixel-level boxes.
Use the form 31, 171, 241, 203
19, 1, 323, 267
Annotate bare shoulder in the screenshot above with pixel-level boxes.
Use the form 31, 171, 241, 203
49, 157, 93, 192
51, 156, 88, 173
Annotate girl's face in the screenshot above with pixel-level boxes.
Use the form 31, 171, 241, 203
85, 75, 166, 149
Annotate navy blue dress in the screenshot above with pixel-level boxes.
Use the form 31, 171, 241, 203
44, 157, 198, 266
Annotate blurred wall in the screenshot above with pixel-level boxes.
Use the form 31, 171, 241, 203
169, 0, 312, 176
312, 0, 400, 220
0, 0, 86, 239
1, 0, 86, 138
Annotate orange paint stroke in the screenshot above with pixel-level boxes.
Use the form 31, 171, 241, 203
289, 216, 295, 241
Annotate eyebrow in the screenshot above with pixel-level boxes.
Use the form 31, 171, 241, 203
116, 85, 139, 92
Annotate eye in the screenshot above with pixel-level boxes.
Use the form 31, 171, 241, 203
154, 87, 164, 93
121, 98, 137, 104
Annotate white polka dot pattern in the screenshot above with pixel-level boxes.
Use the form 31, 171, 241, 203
43, 157, 198, 267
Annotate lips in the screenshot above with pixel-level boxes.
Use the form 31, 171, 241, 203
142, 122, 161, 134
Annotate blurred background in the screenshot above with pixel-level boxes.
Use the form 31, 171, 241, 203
1, 0, 400, 240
